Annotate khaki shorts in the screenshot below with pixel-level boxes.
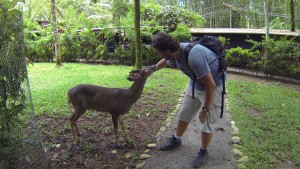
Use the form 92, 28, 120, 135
178, 85, 223, 133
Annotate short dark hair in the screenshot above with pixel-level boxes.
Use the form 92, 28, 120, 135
151, 33, 180, 52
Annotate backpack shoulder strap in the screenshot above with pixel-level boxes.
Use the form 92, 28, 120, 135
183, 42, 198, 70
183, 42, 198, 99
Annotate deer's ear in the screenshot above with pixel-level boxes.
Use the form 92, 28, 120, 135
127, 70, 141, 81
140, 68, 147, 75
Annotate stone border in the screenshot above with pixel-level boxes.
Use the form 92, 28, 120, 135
140, 87, 251, 169
135, 92, 185, 169
155, 93, 184, 141
152, 89, 250, 169
225, 98, 249, 169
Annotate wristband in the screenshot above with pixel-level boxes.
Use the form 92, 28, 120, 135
152, 64, 157, 71
202, 107, 210, 112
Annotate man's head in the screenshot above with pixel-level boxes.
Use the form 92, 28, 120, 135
151, 33, 180, 59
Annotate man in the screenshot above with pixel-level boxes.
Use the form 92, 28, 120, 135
151, 33, 223, 168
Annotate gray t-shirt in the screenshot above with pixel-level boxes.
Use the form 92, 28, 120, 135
167, 43, 223, 91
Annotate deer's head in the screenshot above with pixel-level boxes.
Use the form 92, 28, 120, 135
127, 66, 155, 81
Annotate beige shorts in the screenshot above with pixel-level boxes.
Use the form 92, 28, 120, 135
178, 85, 223, 133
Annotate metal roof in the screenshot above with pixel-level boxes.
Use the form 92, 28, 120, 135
190, 28, 300, 36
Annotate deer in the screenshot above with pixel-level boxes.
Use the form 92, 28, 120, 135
67, 66, 155, 147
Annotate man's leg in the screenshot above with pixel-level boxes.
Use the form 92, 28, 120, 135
191, 132, 212, 168
158, 85, 200, 151
176, 120, 189, 137
158, 120, 189, 151
201, 132, 212, 150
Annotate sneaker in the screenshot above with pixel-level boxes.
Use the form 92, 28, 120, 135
158, 135, 182, 151
192, 148, 208, 168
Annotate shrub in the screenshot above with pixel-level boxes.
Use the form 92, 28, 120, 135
226, 47, 261, 70
156, 6, 205, 32
60, 29, 81, 61
94, 44, 107, 60
142, 44, 160, 65
262, 38, 300, 78
169, 24, 191, 42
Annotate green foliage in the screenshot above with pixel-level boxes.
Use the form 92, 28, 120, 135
78, 28, 98, 60
24, 19, 54, 61
112, 0, 130, 23
140, 2, 161, 26
156, 6, 205, 32
95, 44, 107, 60
169, 24, 191, 42
269, 17, 289, 30
226, 47, 262, 70
251, 37, 300, 78
0, 0, 28, 167
114, 46, 132, 64
217, 36, 230, 48
141, 44, 160, 64
60, 28, 81, 61
228, 37, 300, 79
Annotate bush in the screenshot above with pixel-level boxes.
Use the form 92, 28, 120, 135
262, 38, 300, 78
142, 44, 160, 65
60, 28, 81, 61
94, 44, 107, 60
226, 47, 261, 70
156, 6, 205, 32
24, 22, 54, 62
169, 24, 191, 42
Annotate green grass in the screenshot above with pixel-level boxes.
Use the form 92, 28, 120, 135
27, 63, 300, 168
227, 80, 300, 168
27, 63, 189, 116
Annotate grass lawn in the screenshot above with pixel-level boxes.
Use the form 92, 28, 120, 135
26, 63, 300, 168
26, 63, 189, 168
27, 63, 188, 116
227, 78, 300, 168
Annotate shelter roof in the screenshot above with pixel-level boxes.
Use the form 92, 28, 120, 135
190, 28, 300, 36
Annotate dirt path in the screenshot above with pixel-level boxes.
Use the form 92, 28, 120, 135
228, 73, 300, 91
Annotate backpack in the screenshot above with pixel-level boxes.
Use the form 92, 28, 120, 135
184, 35, 227, 73
183, 35, 227, 118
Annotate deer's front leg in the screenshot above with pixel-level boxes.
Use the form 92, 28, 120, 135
112, 114, 120, 147
119, 115, 130, 143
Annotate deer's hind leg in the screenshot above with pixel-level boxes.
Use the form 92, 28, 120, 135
112, 114, 120, 147
70, 108, 85, 143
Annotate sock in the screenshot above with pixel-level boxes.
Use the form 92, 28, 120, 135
174, 134, 182, 140
201, 147, 208, 152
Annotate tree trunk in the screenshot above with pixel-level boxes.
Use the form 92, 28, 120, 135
51, 0, 62, 66
290, 0, 295, 32
134, 0, 142, 70
264, 0, 269, 40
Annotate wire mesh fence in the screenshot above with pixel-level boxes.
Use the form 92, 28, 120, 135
0, 1, 49, 168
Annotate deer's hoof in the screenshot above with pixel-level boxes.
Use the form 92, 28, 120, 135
111, 144, 121, 149
72, 138, 80, 145
125, 141, 135, 149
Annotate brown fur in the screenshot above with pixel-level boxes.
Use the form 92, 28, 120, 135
68, 67, 155, 146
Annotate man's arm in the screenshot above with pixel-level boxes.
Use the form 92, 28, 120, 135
153, 59, 167, 71
198, 73, 216, 122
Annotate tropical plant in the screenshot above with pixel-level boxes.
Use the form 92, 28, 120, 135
263, 37, 300, 78
169, 24, 191, 42
0, 0, 28, 168
156, 5, 205, 32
